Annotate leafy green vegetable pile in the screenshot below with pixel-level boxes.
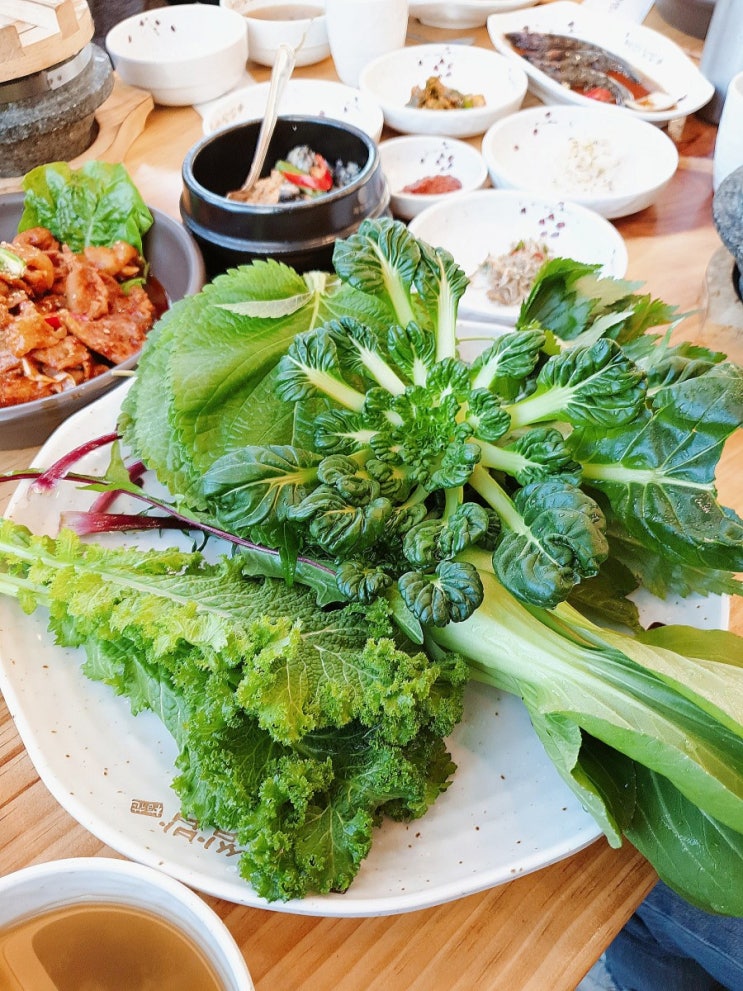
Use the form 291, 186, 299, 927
2, 218, 742, 912
19, 161, 153, 255
0, 522, 465, 902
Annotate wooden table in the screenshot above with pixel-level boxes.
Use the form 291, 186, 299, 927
1, 9, 740, 991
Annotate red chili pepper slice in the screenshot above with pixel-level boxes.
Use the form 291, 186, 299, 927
583, 87, 616, 104
277, 154, 333, 192
44, 314, 63, 329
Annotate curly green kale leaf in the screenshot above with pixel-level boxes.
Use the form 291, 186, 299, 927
0, 520, 466, 901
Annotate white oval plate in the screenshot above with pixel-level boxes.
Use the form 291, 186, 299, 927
481, 104, 679, 219
358, 43, 528, 138
0, 384, 726, 916
409, 188, 628, 324
487, 0, 714, 124
201, 78, 384, 141
409, 0, 537, 30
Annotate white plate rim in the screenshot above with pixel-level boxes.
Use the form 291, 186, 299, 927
408, 0, 538, 29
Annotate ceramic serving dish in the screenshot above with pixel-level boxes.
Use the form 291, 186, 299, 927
180, 116, 389, 276
379, 134, 488, 220
487, 1, 714, 124
105, 4, 249, 106
358, 43, 528, 138
481, 104, 679, 219
408, 0, 537, 30
408, 188, 628, 324
0, 193, 205, 449
220, 0, 329, 67
0, 858, 254, 990
201, 78, 384, 141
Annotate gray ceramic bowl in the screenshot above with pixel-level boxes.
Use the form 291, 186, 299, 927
0, 192, 205, 450
180, 116, 390, 277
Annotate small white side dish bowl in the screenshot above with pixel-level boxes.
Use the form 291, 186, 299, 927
358, 43, 528, 138
0, 858, 254, 990
481, 105, 679, 219
105, 4, 249, 106
201, 78, 384, 141
221, 0, 329, 67
379, 134, 488, 220
408, 188, 628, 324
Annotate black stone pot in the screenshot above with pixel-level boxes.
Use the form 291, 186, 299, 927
180, 116, 389, 277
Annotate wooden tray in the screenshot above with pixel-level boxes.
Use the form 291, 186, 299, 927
0, 78, 154, 194
0, 0, 94, 83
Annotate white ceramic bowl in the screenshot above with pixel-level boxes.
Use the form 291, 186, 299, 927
0, 192, 205, 448
409, 0, 537, 30
481, 104, 679, 219
379, 134, 488, 220
221, 0, 329, 67
358, 43, 528, 138
487, 0, 714, 124
408, 188, 628, 324
0, 858, 254, 989
201, 78, 384, 141
105, 4, 249, 106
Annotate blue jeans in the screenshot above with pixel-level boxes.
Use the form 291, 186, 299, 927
604, 882, 743, 991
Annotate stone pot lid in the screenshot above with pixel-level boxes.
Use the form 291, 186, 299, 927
0, 44, 93, 104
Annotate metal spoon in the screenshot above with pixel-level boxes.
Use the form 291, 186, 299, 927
228, 43, 296, 201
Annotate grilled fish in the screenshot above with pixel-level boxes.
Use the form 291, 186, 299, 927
504, 30, 651, 105
529, 62, 632, 104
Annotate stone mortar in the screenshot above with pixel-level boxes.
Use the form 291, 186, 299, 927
712, 164, 743, 300
0, 45, 114, 179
